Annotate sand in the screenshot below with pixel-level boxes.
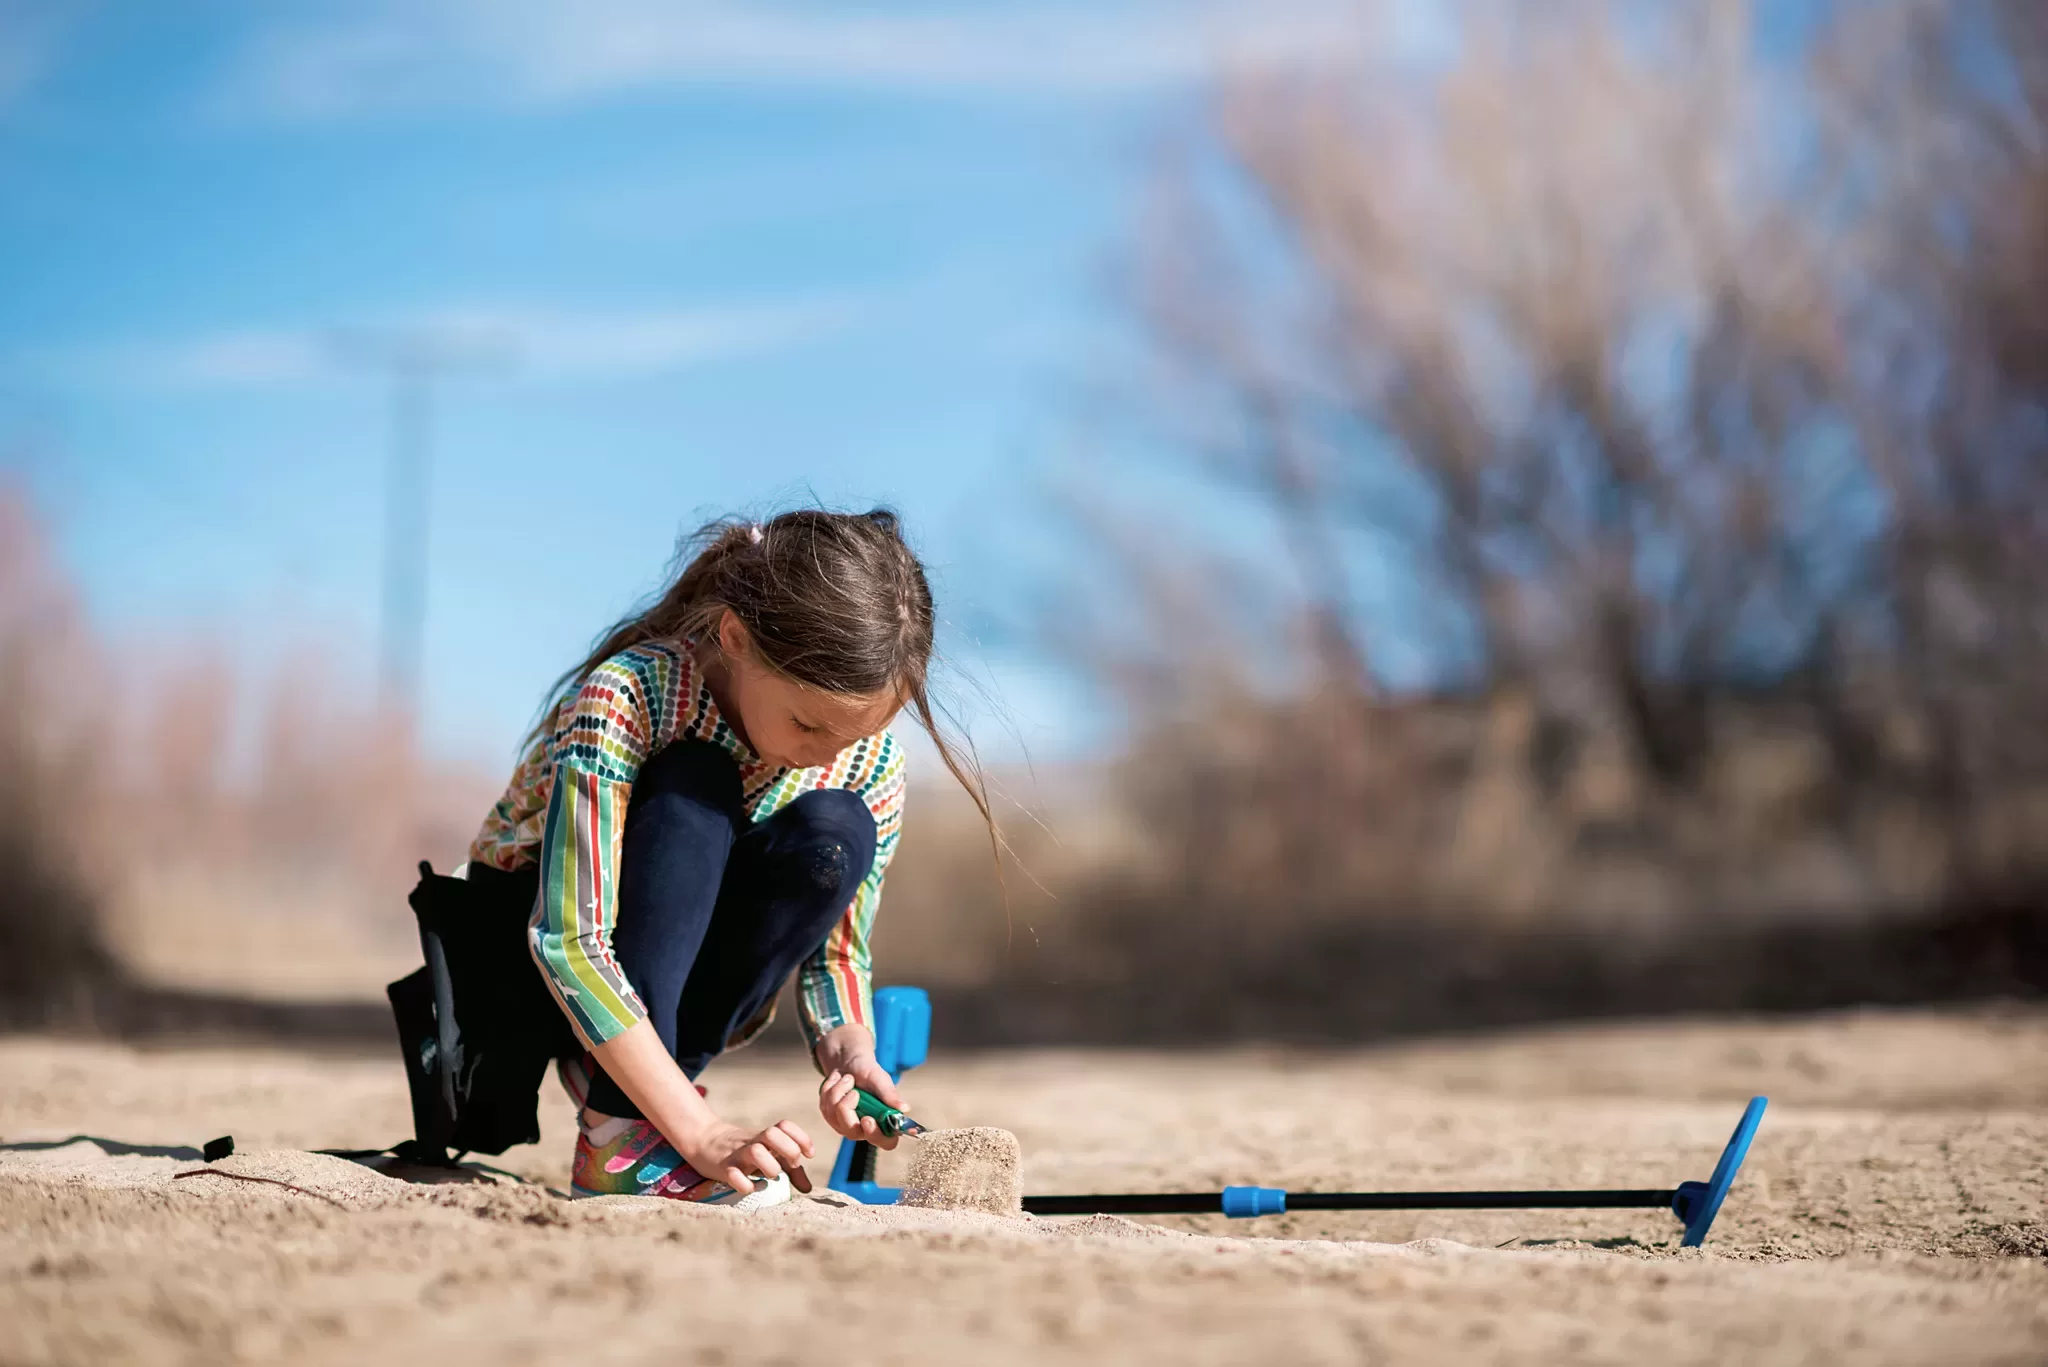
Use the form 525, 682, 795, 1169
4, 1007, 2046, 1364
900, 1126, 1023, 1215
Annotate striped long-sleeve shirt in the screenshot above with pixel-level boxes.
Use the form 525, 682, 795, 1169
468, 640, 907, 1056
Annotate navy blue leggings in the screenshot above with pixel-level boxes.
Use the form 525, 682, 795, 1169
583, 740, 876, 1117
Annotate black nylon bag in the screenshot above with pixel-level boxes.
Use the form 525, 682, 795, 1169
388, 861, 573, 1160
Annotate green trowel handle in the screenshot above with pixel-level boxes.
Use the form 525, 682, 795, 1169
853, 1087, 913, 1138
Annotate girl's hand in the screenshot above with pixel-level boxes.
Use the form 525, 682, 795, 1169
679, 1117, 815, 1195
818, 1059, 905, 1151
588, 1021, 813, 1194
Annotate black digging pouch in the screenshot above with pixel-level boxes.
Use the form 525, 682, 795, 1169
390, 861, 568, 1159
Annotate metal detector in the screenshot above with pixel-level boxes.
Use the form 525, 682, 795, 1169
828, 985, 1767, 1248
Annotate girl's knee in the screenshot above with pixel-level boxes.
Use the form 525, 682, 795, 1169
798, 839, 852, 894
760, 790, 875, 907
791, 789, 877, 866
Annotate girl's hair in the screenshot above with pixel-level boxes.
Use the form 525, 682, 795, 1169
534, 507, 998, 847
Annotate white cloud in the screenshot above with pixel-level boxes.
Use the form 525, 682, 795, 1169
212, 0, 1379, 119
13, 295, 863, 391
410, 297, 864, 378
133, 330, 332, 387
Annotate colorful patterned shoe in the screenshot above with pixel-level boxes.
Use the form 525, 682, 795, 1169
569, 1117, 792, 1210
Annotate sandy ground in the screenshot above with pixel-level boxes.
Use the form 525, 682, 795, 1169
3, 1007, 2045, 1365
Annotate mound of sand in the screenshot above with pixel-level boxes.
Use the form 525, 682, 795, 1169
900, 1126, 1023, 1216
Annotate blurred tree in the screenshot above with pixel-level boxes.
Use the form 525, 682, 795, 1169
1810, 0, 2048, 879
1113, 0, 2047, 895
0, 485, 117, 1025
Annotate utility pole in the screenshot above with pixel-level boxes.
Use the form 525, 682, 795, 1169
332, 329, 508, 725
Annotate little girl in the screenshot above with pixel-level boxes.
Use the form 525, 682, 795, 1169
459, 508, 983, 1207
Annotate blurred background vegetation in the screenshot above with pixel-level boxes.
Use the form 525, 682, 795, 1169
4, 0, 2043, 1045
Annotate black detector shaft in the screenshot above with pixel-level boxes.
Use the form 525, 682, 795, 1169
1022, 1188, 1679, 1216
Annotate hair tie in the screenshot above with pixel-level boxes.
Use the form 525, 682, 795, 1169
747, 523, 764, 545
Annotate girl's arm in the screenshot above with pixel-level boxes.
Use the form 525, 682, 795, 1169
591, 1018, 815, 1192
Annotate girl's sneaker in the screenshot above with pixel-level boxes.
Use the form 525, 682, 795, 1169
569, 1116, 792, 1211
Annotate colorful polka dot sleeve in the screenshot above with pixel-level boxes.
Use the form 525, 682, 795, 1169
471, 640, 907, 1056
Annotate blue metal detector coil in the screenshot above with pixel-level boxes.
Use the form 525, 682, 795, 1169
1672, 1095, 1766, 1247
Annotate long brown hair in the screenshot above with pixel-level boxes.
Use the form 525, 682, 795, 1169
533, 507, 999, 851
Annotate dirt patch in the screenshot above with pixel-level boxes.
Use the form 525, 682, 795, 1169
1046, 1213, 1179, 1240
1940, 1222, 2048, 1261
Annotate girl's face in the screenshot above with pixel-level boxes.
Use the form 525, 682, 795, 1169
713, 611, 902, 770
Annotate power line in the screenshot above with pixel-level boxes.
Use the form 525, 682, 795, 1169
329, 328, 510, 724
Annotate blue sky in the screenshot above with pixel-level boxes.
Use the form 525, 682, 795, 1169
1, 0, 1387, 770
